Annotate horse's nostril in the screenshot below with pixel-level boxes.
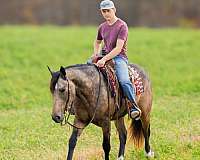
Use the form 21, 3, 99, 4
55, 116, 61, 120
52, 115, 62, 123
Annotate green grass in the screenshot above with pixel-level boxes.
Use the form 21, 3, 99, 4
0, 26, 200, 159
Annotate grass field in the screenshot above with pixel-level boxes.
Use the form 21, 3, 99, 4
0, 26, 200, 160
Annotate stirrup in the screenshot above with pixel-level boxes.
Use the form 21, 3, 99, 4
130, 108, 141, 120
130, 101, 141, 120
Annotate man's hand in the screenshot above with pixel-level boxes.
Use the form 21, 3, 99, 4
91, 54, 98, 63
91, 54, 98, 61
96, 58, 106, 67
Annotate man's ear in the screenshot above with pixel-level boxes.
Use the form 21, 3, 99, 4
60, 66, 66, 79
113, 8, 116, 13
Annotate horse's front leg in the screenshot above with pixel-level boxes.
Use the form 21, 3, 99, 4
114, 117, 127, 160
102, 122, 111, 160
66, 119, 86, 160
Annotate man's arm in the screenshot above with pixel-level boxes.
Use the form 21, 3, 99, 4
103, 39, 124, 61
92, 39, 102, 57
96, 39, 124, 67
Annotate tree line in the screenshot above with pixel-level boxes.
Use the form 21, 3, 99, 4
0, 0, 199, 27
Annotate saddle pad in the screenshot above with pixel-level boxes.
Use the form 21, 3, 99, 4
99, 61, 144, 97
99, 60, 118, 97
128, 66, 144, 96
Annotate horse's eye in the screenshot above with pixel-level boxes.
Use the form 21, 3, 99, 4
59, 88, 65, 93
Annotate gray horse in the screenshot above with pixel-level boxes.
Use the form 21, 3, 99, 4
49, 64, 154, 160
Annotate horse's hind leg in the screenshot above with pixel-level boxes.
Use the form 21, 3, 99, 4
142, 121, 154, 158
114, 118, 127, 160
139, 79, 154, 158
66, 119, 86, 160
102, 122, 111, 160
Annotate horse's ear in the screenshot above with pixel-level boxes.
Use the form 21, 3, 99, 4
60, 66, 66, 79
47, 65, 53, 76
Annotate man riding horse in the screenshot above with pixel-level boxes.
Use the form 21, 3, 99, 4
90, 0, 141, 120
49, 1, 154, 159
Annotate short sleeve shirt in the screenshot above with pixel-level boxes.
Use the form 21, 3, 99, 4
97, 18, 128, 59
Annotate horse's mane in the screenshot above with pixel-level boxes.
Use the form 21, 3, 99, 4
49, 63, 150, 93
50, 71, 60, 93
65, 63, 94, 69
49, 64, 97, 93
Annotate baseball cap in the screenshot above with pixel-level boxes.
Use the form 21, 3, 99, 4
100, 0, 115, 10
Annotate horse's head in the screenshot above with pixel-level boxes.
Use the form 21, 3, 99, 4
48, 66, 75, 123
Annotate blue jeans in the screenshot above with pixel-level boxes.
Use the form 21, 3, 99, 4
113, 56, 136, 102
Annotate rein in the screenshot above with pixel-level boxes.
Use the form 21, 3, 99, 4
61, 66, 102, 129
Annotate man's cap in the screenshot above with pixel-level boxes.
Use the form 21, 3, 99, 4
100, 0, 115, 10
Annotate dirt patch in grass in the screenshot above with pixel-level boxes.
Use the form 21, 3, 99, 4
181, 134, 200, 143
74, 147, 103, 160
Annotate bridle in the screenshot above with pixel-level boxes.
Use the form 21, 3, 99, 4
60, 77, 75, 127
60, 66, 102, 130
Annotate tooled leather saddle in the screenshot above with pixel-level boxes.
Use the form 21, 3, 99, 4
93, 55, 144, 110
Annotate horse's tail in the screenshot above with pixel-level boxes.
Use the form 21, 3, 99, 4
128, 119, 144, 149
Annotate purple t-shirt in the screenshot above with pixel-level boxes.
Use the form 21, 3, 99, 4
97, 18, 128, 59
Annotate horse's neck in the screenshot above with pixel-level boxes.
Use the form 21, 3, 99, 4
66, 67, 95, 91
65, 66, 99, 109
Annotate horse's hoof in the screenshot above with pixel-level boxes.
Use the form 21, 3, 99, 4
117, 155, 124, 160
145, 149, 154, 158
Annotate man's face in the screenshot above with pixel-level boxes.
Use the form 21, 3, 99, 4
100, 8, 116, 21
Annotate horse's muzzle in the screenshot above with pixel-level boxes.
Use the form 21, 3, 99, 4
52, 114, 64, 123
